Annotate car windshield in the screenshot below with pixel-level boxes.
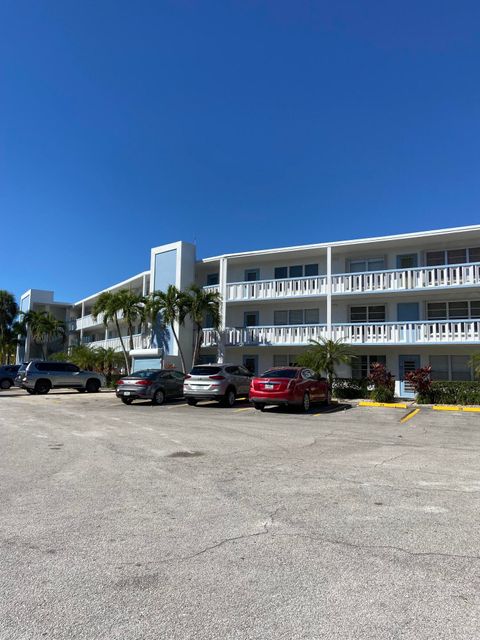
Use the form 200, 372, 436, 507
190, 366, 222, 376
260, 369, 297, 379
129, 370, 158, 379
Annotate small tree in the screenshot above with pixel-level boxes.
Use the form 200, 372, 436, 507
368, 362, 395, 403
184, 284, 221, 367
297, 338, 353, 386
405, 366, 432, 403
92, 291, 130, 373
23, 310, 66, 360
470, 353, 480, 381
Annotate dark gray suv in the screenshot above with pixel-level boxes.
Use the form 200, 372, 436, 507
15, 361, 105, 395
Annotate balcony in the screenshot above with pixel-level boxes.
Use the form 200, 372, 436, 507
202, 319, 480, 347
203, 262, 480, 302
76, 313, 104, 330
84, 334, 145, 351
331, 262, 480, 295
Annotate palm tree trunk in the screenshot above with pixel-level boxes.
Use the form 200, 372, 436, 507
192, 324, 203, 367
115, 314, 130, 374
170, 322, 187, 373
128, 321, 134, 353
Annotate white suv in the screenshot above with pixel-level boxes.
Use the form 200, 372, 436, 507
15, 361, 105, 395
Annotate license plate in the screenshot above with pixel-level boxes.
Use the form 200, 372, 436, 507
123, 391, 131, 396
264, 384, 274, 390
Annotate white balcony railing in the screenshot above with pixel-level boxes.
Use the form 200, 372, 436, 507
84, 334, 145, 352
226, 276, 328, 302
331, 262, 480, 295
76, 313, 103, 330
204, 262, 480, 301
202, 320, 480, 347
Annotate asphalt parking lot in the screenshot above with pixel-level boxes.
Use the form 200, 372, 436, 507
1, 390, 480, 639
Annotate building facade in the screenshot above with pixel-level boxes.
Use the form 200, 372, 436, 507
18, 225, 480, 397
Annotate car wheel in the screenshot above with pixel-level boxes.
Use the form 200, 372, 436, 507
121, 397, 133, 405
187, 398, 198, 406
254, 403, 265, 411
35, 380, 51, 395
302, 392, 311, 412
222, 388, 236, 407
86, 379, 100, 393
26, 388, 36, 395
0, 378, 12, 390
77, 389, 86, 393
152, 389, 165, 406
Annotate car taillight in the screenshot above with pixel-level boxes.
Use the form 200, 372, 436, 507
185, 374, 192, 379
209, 375, 225, 380
135, 380, 152, 386
117, 380, 124, 385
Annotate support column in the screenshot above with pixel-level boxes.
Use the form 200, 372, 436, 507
327, 246, 332, 339
217, 258, 228, 363
80, 302, 85, 345
142, 273, 147, 296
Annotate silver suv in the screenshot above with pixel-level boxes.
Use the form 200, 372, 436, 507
184, 363, 253, 407
15, 361, 105, 395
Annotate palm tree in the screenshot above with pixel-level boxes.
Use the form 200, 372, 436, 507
146, 285, 189, 372
23, 310, 66, 360
184, 284, 221, 367
96, 347, 124, 384
0, 291, 19, 363
0, 321, 25, 364
297, 338, 354, 386
116, 290, 144, 353
92, 291, 130, 373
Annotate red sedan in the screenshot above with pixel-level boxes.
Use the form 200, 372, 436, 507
249, 367, 331, 412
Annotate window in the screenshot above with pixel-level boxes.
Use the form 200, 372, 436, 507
244, 269, 260, 282
288, 310, 304, 325
349, 258, 385, 273
65, 363, 80, 373
301, 369, 315, 380
397, 254, 418, 269
430, 355, 472, 381
350, 306, 386, 323
304, 308, 319, 324
427, 301, 480, 320
273, 354, 299, 367
469, 247, 480, 262
261, 369, 297, 379
190, 365, 222, 375
274, 267, 288, 279
305, 263, 319, 277
426, 251, 445, 266
274, 310, 288, 325
289, 265, 303, 278
244, 311, 259, 327
206, 273, 219, 286
447, 249, 467, 264
351, 355, 386, 379
171, 371, 186, 380
427, 248, 477, 266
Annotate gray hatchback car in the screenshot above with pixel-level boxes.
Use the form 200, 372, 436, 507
15, 361, 105, 394
183, 363, 253, 407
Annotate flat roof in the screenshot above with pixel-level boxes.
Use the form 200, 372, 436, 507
74, 271, 150, 305
199, 224, 480, 263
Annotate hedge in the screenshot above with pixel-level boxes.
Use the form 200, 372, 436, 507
332, 378, 369, 399
419, 381, 480, 405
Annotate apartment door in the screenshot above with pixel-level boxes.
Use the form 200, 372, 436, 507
243, 355, 258, 375
398, 355, 420, 398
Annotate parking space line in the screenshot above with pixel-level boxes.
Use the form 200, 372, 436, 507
234, 407, 252, 412
400, 408, 420, 423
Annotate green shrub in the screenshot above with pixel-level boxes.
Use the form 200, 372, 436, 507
332, 378, 369, 399
370, 386, 395, 403
427, 381, 480, 405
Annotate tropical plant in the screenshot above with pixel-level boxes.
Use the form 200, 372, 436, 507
0, 290, 20, 363
23, 310, 66, 360
145, 285, 189, 372
116, 290, 144, 353
470, 353, 480, 381
184, 284, 221, 367
405, 366, 432, 403
368, 362, 395, 402
92, 291, 130, 373
95, 347, 124, 384
296, 338, 354, 386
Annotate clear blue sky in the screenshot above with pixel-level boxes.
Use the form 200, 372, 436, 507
2, 1, 480, 303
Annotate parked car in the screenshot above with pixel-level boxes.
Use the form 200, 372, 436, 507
249, 367, 331, 412
116, 369, 186, 405
183, 363, 253, 407
0, 365, 20, 390
15, 361, 105, 395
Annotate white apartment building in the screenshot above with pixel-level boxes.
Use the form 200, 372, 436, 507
18, 225, 480, 397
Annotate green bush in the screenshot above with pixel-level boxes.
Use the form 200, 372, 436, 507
332, 378, 369, 399
370, 386, 395, 403
425, 381, 480, 405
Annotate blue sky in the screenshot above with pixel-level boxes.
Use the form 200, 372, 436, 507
2, 1, 480, 302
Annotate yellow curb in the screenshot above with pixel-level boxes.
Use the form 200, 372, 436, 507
433, 405, 480, 413
359, 401, 408, 409
400, 408, 420, 423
